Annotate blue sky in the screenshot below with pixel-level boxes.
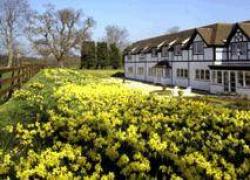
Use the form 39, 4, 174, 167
30, 0, 250, 42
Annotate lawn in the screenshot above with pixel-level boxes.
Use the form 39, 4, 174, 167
0, 69, 250, 179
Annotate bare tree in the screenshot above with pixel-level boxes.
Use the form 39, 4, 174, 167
166, 26, 180, 34
27, 5, 95, 67
103, 25, 129, 50
0, 0, 31, 67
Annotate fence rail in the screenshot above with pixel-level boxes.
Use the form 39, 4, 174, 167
0, 64, 45, 101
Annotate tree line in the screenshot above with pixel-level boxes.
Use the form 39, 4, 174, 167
0, 0, 129, 68
80, 41, 122, 69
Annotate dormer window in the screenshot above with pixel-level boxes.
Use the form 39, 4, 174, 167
231, 42, 247, 56
162, 47, 169, 57
139, 53, 146, 60
151, 48, 158, 57
193, 42, 204, 55
127, 55, 132, 61
174, 45, 182, 56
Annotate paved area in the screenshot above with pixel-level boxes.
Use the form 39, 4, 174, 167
110, 78, 200, 97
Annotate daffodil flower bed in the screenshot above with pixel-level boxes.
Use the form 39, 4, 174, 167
0, 69, 250, 179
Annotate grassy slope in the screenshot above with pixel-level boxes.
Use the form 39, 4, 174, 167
1, 69, 250, 179
0, 69, 123, 126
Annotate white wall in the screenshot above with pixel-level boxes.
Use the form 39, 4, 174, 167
124, 31, 250, 96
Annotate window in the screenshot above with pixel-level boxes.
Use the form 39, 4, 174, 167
156, 69, 163, 78
164, 69, 170, 78
184, 69, 188, 78
162, 47, 169, 57
151, 49, 158, 57
139, 54, 146, 60
231, 43, 237, 55
177, 69, 188, 79
238, 72, 244, 87
217, 71, 222, 84
177, 69, 181, 77
193, 42, 204, 55
128, 67, 133, 74
195, 70, 200, 79
239, 42, 248, 55
137, 67, 144, 75
231, 42, 248, 56
205, 70, 210, 81
245, 72, 250, 87
127, 55, 132, 61
201, 70, 205, 80
148, 68, 155, 76
212, 71, 216, 83
174, 45, 182, 56
195, 69, 210, 81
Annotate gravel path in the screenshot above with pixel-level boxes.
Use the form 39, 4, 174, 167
109, 78, 200, 97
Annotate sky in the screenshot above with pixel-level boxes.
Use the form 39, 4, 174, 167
30, 0, 250, 42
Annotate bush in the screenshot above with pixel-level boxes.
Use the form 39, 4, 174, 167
0, 69, 250, 179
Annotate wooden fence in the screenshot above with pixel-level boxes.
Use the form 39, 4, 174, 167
0, 64, 45, 101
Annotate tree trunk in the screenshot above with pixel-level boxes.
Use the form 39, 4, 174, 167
58, 60, 64, 68
7, 38, 14, 68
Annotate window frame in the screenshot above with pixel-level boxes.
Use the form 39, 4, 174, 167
174, 44, 182, 56
245, 72, 250, 87
162, 47, 169, 57
217, 71, 222, 84
137, 67, 144, 75
230, 42, 248, 56
176, 68, 188, 79
193, 41, 204, 55
128, 67, 133, 74
238, 71, 244, 87
139, 53, 146, 60
205, 70, 210, 81
151, 48, 158, 58
148, 67, 155, 77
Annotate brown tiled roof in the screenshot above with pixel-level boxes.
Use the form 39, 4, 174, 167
125, 21, 250, 55
239, 23, 250, 37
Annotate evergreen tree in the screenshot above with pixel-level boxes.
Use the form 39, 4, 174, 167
81, 41, 96, 69
109, 43, 122, 69
96, 42, 109, 69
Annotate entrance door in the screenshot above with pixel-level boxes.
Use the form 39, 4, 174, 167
230, 71, 236, 93
224, 71, 229, 92
156, 68, 162, 82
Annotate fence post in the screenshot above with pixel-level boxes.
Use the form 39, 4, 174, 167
0, 71, 2, 89
18, 66, 21, 88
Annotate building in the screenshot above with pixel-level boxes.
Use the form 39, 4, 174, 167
124, 21, 250, 96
